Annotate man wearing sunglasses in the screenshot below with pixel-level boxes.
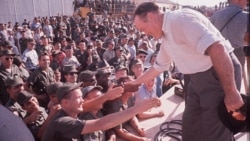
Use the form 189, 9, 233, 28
63, 65, 78, 84
0, 49, 24, 105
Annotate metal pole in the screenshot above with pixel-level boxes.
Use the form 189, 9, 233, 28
61, 0, 65, 15
48, 0, 51, 17
13, 0, 18, 22
32, 0, 36, 17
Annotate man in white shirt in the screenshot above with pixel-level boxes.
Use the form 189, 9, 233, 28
130, 2, 244, 141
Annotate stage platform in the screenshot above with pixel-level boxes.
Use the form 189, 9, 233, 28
117, 84, 249, 141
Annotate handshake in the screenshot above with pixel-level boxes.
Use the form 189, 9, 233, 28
113, 83, 141, 93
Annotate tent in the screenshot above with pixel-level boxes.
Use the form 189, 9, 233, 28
0, 0, 74, 24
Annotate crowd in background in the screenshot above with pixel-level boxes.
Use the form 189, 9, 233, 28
0, 8, 171, 141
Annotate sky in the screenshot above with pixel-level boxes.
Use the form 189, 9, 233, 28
173, 0, 227, 6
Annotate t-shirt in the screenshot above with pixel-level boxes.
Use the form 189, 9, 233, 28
42, 109, 85, 141
78, 112, 105, 141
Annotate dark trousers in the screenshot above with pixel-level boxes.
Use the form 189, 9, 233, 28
182, 53, 242, 141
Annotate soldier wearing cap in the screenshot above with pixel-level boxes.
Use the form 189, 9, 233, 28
50, 50, 62, 71
78, 70, 97, 88
136, 49, 148, 65
26, 52, 55, 108
114, 65, 128, 81
109, 46, 128, 68
79, 85, 106, 141
2, 40, 19, 55
42, 82, 160, 141
16, 90, 57, 140
13, 56, 30, 80
0, 49, 25, 105
96, 68, 112, 92
62, 65, 78, 84
138, 41, 154, 68
4, 76, 26, 118
129, 58, 144, 79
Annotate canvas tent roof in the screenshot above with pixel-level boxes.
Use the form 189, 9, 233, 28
0, 0, 74, 24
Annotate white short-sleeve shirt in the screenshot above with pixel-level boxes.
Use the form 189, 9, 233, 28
154, 9, 233, 74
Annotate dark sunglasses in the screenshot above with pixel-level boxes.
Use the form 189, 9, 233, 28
5, 57, 13, 60
69, 72, 78, 76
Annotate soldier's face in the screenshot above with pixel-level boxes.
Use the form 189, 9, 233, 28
39, 55, 50, 69
1, 55, 14, 68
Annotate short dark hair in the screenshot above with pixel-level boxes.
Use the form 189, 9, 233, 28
38, 51, 49, 60
133, 2, 160, 20
117, 76, 134, 85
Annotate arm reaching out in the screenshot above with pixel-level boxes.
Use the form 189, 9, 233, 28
82, 98, 161, 134
133, 67, 162, 85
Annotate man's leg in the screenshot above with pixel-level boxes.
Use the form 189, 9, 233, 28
183, 68, 234, 141
182, 79, 203, 141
